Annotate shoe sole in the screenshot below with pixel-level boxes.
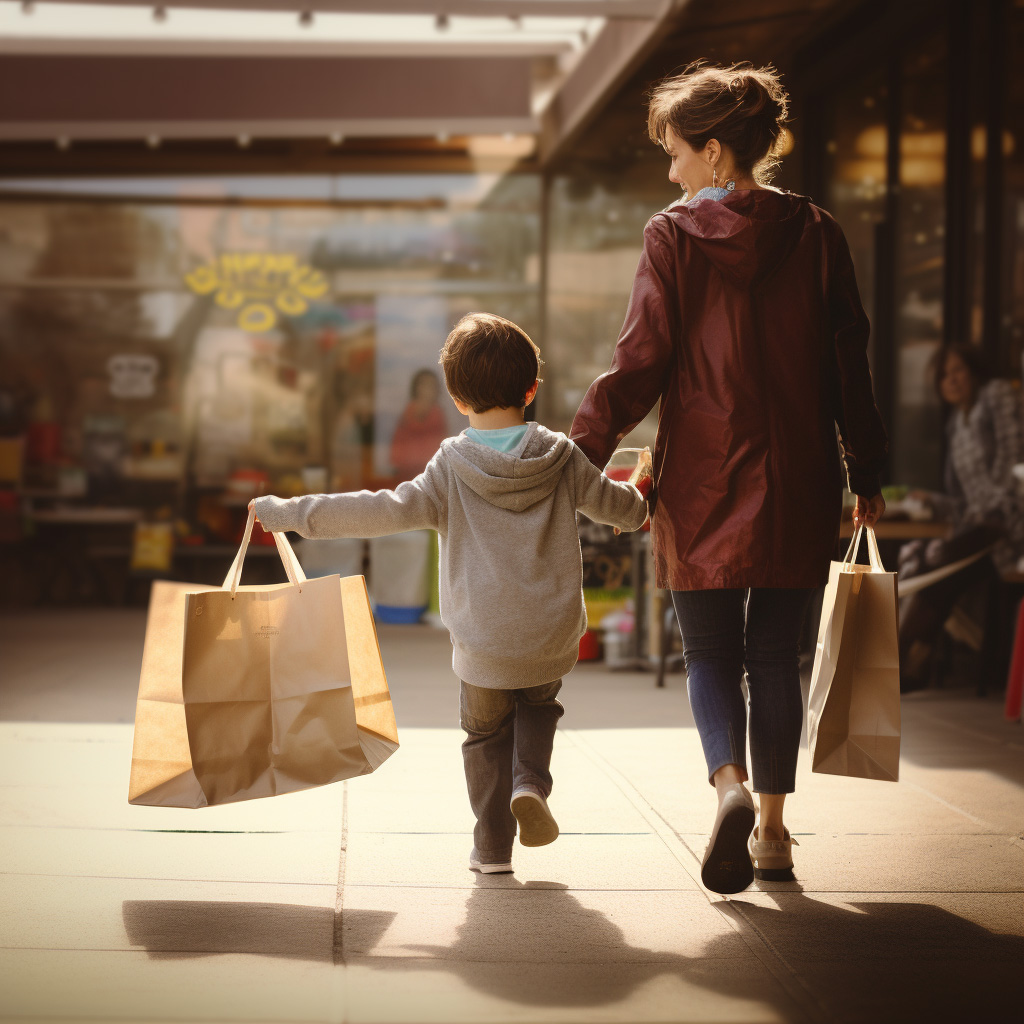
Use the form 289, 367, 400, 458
469, 861, 514, 874
753, 866, 795, 882
701, 801, 756, 895
510, 792, 559, 847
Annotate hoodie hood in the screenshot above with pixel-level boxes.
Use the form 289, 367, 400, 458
666, 188, 809, 287
443, 422, 573, 512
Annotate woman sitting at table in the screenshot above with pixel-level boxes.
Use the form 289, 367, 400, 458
899, 344, 1024, 691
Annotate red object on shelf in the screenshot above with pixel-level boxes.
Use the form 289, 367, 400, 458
1005, 601, 1024, 722
578, 630, 601, 661
27, 422, 61, 464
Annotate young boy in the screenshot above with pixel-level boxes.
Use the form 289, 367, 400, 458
252, 313, 649, 874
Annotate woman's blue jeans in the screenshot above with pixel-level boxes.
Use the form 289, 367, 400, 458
671, 588, 813, 794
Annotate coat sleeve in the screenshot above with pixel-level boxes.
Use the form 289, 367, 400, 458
828, 223, 889, 498
571, 448, 649, 532
253, 450, 447, 538
569, 215, 678, 469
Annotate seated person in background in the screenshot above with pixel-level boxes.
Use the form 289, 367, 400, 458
899, 344, 1024, 691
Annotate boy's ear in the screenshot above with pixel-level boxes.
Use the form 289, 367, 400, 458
524, 379, 540, 408
448, 390, 471, 417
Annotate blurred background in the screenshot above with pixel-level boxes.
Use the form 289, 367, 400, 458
0, 0, 1021, 616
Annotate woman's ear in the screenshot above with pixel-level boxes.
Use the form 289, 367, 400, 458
705, 138, 721, 168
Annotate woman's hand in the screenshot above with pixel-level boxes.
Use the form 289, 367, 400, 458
628, 448, 654, 497
853, 493, 886, 529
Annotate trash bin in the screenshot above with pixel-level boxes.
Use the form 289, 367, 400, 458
369, 530, 432, 624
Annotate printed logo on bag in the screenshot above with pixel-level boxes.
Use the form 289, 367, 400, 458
255, 625, 281, 638
184, 253, 328, 333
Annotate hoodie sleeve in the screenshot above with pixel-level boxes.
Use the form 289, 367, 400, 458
828, 222, 889, 498
569, 215, 677, 468
571, 447, 648, 532
253, 450, 447, 539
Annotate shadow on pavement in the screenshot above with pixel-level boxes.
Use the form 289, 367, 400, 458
730, 893, 1024, 1022
122, 900, 395, 963
372, 879, 781, 1012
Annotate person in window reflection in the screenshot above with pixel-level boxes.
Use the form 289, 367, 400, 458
570, 62, 889, 894
898, 345, 1024, 691
389, 368, 451, 481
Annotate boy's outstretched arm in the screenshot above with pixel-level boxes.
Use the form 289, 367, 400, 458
571, 446, 648, 533
252, 452, 446, 539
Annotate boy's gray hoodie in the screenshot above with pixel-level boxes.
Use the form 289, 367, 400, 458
254, 423, 647, 689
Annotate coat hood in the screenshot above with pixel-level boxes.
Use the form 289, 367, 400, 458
666, 188, 810, 286
443, 422, 573, 512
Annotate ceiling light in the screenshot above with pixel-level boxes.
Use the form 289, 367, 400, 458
146, 135, 162, 150
237, 134, 251, 148
328, 133, 344, 146
55, 136, 71, 151
436, 132, 450, 144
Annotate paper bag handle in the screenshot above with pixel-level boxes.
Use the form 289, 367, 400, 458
842, 525, 885, 573
223, 506, 309, 595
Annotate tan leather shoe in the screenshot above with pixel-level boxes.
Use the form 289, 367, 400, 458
748, 826, 796, 881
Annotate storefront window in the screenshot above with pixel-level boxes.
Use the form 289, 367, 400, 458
823, 69, 889, 361
891, 32, 948, 488
0, 174, 539, 551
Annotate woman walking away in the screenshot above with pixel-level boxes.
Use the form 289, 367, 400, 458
570, 62, 889, 894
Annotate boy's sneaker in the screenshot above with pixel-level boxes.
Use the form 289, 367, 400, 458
510, 786, 559, 847
469, 848, 513, 874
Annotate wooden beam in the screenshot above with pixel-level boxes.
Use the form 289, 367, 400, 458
18, 1, 667, 17
0, 54, 535, 141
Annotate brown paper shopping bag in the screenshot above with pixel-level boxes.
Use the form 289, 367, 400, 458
807, 525, 901, 782
129, 509, 399, 807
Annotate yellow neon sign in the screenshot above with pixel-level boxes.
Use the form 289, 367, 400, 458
185, 253, 328, 332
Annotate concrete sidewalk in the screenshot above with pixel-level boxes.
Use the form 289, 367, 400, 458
1, 610, 1023, 1023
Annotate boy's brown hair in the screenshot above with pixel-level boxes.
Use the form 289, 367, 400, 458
439, 312, 543, 414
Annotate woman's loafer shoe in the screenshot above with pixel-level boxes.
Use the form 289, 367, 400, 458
701, 784, 756, 894
748, 826, 796, 881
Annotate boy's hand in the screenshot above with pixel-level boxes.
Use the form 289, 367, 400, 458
247, 499, 266, 532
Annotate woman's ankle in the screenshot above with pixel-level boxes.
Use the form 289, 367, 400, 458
712, 764, 748, 798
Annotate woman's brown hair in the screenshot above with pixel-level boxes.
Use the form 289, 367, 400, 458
931, 343, 991, 405
647, 61, 789, 183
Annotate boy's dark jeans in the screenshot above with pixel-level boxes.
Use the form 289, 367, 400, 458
460, 679, 563, 862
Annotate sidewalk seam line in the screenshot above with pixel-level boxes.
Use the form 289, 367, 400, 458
563, 727, 827, 1024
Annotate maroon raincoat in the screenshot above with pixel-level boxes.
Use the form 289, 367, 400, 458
570, 189, 888, 591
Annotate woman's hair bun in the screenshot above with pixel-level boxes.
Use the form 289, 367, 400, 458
647, 61, 790, 182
